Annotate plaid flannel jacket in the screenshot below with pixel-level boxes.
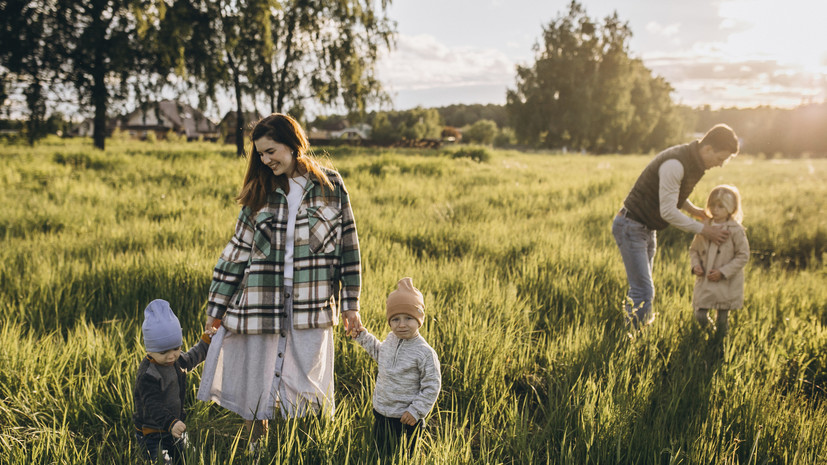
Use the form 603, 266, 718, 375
206, 169, 361, 333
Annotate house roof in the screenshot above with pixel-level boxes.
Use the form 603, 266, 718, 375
219, 111, 265, 128
123, 100, 218, 136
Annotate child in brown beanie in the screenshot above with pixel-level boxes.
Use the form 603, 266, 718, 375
353, 277, 442, 458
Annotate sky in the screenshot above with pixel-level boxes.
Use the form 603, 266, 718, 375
376, 0, 827, 110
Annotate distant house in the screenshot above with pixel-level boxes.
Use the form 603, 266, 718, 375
306, 127, 331, 139
330, 123, 371, 140
67, 117, 119, 138
121, 100, 219, 141
69, 119, 94, 137
308, 116, 351, 140
219, 111, 263, 146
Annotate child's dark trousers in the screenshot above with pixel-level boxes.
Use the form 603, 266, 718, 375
135, 430, 183, 464
373, 409, 422, 458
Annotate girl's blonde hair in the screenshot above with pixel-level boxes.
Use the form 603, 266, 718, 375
236, 113, 334, 212
705, 184, 743, 223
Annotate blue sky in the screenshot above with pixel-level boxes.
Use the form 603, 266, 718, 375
377, 0, 827, 110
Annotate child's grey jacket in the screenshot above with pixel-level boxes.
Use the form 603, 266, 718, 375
355, 330, 441, 421
133, 340, 209, 434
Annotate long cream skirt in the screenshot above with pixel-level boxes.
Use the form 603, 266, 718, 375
196, 287, 335, 420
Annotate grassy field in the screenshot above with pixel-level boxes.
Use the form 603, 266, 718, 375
1, 136, 826, 464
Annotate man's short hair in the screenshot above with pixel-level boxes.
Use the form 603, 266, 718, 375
700, 124, 739, 154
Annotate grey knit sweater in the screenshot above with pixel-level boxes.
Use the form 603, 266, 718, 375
355, 330, 441, 421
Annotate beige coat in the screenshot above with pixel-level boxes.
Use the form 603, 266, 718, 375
689, 219, 750, 311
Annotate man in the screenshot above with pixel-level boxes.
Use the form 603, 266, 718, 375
612, 124, 739, 328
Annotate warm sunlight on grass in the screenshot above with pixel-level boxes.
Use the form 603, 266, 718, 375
2, 138, 826, 463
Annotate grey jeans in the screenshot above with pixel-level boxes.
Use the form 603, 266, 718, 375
612, 212, 657, 326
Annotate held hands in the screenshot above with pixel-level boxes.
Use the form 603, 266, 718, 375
349, 327, 364, 339
171, 420, 187, 439
692, 265, 705, 276
342, 310, 364, 338
400, 411, 417, 426
204, 316, 221, 336
701, 224, 730, 245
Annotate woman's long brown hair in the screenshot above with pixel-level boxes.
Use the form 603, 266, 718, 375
236, 113, 334, 212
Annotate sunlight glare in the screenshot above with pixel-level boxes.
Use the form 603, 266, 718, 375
719, 0, 827, 73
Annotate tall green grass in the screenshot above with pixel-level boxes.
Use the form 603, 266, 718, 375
1, 137, 826, 463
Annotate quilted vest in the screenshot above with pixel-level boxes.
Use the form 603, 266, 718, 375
623, 140, 706, 231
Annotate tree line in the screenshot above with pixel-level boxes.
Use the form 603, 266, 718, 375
690, 104, 827, 158
1, 0, 394, 152
3, 1, 824, 156
506, 1, 683, 154
341, 100, 827, 157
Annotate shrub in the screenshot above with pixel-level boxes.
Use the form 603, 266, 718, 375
494, 127, 516, 147
462, 119, 498, 145
450, 146, 491, 163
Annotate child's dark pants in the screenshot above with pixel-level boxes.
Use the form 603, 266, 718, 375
135, 430, 183, 464
373, 409, 422, 457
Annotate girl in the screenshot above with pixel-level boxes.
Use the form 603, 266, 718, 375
689, 184, 750, 335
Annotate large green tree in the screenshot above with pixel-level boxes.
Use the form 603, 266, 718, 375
50, 0, 159, 150
261, 0, 395, 117
1, 1, 215, 149
369, 107, 442, 143
0, 1, 64, 144
162, 0, 395, 155
506, 1, 681, 153
147, 0, 272, 155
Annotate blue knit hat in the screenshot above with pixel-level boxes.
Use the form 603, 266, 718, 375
142, 299, 183, 353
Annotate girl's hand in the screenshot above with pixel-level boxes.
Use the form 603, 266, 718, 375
342, 311, 363, 338
707, 269, 723, 282
692, 265, 705, 276
400, 411, 417, 426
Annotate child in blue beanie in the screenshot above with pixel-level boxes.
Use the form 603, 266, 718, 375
133, 299, 213, 464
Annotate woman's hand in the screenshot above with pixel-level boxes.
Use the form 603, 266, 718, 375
205, 316, 220, 335
692, 264, 705, 276
342, 310, 363, 338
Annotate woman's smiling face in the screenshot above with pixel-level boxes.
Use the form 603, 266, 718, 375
255, 136, 296, 177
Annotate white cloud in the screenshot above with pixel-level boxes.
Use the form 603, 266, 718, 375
645, 21, 680, 37
375, 2, 827, 109
640, 0, 827, 107
642, 48, 826, 108
717, 0, 827, 72
377, 34, 515, 93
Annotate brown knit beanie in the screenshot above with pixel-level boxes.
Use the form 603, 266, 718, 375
386, 277, 425, 326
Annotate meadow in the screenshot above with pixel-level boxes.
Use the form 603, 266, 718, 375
1, 136, 826, 464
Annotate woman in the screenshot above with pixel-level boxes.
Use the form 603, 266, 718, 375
197, 113, 362, 439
